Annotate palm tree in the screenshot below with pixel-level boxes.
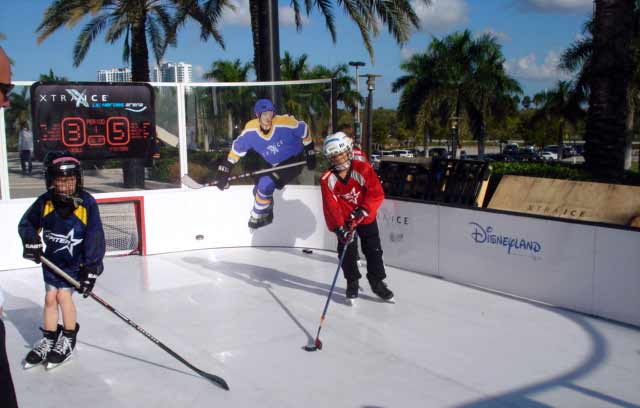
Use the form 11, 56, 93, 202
36, 0, 231, 81
204, 59, 254, 141
249, 0, 431, 81
561, 8, 639, 171
39, 68, 69, 83
582, 0, 635, 177
531, 81, 585, 159
393, 30, 521, 158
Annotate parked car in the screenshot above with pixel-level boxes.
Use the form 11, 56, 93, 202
428, 147, 448, 158
380, 150, 395, 157
503, 143, 520, 154
540, 151, 558, 161
393, 149, 414, 158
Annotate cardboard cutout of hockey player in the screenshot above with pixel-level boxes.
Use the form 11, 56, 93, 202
215, 98, 316, 229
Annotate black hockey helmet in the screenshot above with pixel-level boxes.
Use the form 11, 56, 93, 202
43, 150, 83, 204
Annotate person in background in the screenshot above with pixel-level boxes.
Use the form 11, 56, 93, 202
18, 122, 33, 175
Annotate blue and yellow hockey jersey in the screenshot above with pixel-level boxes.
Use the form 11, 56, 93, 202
228, 115, 311, 166
18, 191, 106, 286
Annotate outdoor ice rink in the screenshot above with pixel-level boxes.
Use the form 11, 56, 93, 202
2, 247, 639, 408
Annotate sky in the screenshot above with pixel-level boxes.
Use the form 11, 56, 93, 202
0, 0, 593, 108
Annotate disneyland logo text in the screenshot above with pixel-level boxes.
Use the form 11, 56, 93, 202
469, 222, 542, 260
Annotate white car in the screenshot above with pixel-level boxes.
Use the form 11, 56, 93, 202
540, 151, 558, 161
393, 149, 414, 158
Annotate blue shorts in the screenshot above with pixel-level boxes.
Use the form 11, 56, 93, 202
43, 266, 79, 291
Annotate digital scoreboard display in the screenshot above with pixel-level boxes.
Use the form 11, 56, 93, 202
30, 82, 156, 160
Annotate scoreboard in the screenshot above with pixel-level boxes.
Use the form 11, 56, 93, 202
30, 82, 156, 160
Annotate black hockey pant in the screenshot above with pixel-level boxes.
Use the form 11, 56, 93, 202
337, 219, 386, 284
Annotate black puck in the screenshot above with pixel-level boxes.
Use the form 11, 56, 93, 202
302, 248, 313, 254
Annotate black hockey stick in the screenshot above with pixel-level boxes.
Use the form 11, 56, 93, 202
304, 224, 358, 352
39, 256, 230, 390
181, 160, 306, 189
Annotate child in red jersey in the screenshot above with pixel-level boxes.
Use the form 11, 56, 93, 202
319, 132, 394, 303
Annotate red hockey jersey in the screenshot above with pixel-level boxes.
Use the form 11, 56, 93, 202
320, 159, 385, 231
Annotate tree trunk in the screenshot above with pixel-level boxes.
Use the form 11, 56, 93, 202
584, 0, 634, 178
624, 92, 634, 169
249, 0, 262, 82
557, 121, 565, 160
130, 15, 150, 82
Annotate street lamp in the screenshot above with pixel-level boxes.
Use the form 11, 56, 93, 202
449, 116, 460, 159
360, 73, 382, 157
348, 61, 366, 144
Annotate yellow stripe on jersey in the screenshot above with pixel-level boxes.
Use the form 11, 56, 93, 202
74, 205, 88, 225
43, 201, 55, 218
255, 194, 272, 205
228, 150, 241, 163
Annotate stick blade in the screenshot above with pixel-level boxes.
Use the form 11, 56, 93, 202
181, 175, 205, 189
198, 370, 230, 390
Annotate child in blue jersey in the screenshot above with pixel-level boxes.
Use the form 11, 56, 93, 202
215, 98, 316, 229
18, 151, 106, 369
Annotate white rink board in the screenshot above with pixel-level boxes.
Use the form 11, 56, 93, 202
593, 227, 640, 326
438, 207, 595, 314
377, 199, 438, 275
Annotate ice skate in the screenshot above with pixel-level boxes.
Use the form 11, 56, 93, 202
45, 323, 79, 370
248, 210, 273, 230
370, 280, 395, 303
23, 325, 61, 369
346, 280, 359, 306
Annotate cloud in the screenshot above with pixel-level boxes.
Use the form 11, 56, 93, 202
221, 0, 308, 27
504, 51, 571, 81
477, 27, 511, 43
412, 0, 468, 33
513, 0, 592, 13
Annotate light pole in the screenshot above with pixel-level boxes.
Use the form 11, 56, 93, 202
348, 61, 365, 144
360, 73, 382, 157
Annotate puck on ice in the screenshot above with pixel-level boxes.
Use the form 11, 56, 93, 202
302, 249, 313, 254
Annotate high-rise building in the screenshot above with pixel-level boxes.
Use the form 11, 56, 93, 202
153, 62, 193, 83
97, 67, 132, 82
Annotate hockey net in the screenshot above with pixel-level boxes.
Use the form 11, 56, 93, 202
96, 196, 146, 256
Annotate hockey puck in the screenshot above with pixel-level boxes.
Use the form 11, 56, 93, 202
302, 249, 313, 254
195, 234, 204, 240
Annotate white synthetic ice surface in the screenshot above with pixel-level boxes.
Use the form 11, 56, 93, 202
2, 247, 640, 408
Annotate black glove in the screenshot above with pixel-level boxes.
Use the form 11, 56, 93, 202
215, 160, 233, 191
78, 263, 103, 298
23, 236, 43, 264
335, 225, 355, 244
305, 144, 316, 170
349, 207, 369, 223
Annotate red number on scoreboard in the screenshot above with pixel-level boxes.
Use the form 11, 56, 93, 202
61, 117, 87, 147
107, 117, 130, 146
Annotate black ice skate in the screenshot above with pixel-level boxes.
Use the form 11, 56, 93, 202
370, 280, 395, 303
23, 325, 62, 369
346, 280, 359, 305
46, 323, 79, 370
248, 210, 273, 230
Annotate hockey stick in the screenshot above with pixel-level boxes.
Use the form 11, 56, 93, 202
181, 160, 306, 189
39, 256, 230, 390
304, 223, 359, 352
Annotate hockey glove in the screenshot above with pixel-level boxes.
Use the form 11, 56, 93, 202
335, 225, 355, 244
23, 236, 43, 264
215, 160, 233, 191
79, 263, 103, 298
304, 144, 316, 170
349, 207, 369, 223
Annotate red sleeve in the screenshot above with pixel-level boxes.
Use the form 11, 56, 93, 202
320, 172, 345, 232
360, 163, 385, 218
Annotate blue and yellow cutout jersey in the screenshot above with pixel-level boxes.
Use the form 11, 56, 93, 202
228, 115, 311, 166
18, 191, 106, 275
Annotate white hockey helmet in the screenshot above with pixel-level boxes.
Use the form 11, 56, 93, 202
323, 132, 353, 171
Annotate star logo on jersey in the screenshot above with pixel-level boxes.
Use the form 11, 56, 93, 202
46, 229, 83, 256
341, 187, 360, 205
